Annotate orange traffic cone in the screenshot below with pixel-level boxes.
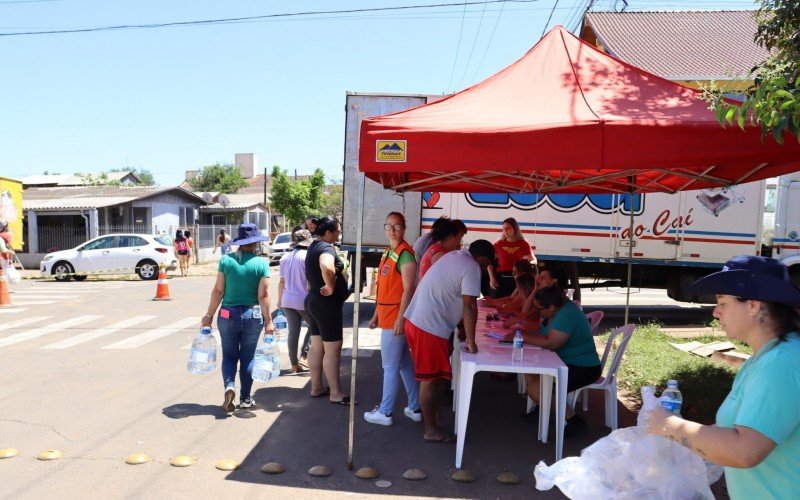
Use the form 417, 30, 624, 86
0, 266, 14, 308
152, 265, 172, 301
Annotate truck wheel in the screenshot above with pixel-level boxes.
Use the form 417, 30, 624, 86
52, 261, 74, 281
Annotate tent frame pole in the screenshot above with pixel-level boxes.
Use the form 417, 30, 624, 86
624, 181, 635, 325
347, 173, 366, 470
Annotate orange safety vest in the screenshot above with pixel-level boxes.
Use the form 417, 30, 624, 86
376, 240, 414, 328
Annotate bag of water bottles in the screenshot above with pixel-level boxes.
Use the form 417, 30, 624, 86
534, 385, 723, 499
250, 333, 281, 383
187, 327, 217, 374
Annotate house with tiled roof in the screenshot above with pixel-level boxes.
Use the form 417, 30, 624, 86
581, 10, 767, 91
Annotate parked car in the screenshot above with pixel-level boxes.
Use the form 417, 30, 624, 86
268, 232, 292, 264
40, 234, 178, 281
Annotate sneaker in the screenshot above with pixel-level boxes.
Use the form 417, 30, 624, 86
223, 388, 236, 413
240, 396, 255, 409
363, 406, 393, 426
404, 406, 423, 422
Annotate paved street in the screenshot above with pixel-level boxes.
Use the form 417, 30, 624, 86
0, 273, 715, 499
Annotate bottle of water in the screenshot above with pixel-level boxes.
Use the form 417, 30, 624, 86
660, 379, 683, 416
273, 309, 288, 344
251, 334, 281, 382
512, 329, 524, 362
188, 327, 217, 374
637, 386, 657, 428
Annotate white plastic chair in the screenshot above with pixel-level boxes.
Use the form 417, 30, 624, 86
571, 324, 636, 430
585, 310, 604, 335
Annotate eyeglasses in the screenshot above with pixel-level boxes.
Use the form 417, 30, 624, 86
534, 305, 547, 312
384, 224, 404, 231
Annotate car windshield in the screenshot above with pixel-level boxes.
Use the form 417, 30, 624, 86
274, 233, 291, 244
154, 236, 171, 246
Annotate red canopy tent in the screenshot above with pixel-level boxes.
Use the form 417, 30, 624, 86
345, 26, 800, 467
359, 26, 800, 194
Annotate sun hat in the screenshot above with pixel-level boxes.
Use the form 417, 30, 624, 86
231, 223, 270, 246
685, 255, 800, 307
0, 219, 7, 230
294, 229, 314, 248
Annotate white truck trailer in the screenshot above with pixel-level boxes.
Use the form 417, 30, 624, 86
342, 92, 800, 301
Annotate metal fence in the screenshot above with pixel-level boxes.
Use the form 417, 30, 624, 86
38, 225, 153, 253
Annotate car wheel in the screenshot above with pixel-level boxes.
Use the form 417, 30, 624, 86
73, 275, 88, 281
52, 261, 74, 281
136, 260, 159, 280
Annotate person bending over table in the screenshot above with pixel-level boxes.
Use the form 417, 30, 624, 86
418, 218, 466, 282
505, 285, 601, 432
403, 240, 496, 442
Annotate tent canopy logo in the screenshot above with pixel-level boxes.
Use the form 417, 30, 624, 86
376, 140, 407, 162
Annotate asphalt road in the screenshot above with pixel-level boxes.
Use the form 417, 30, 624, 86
0, 273, 714, 499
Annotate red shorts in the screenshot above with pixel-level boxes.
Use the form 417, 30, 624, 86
404, 320, 451, 381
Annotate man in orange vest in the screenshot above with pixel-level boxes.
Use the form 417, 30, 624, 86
364, 212, 422, 426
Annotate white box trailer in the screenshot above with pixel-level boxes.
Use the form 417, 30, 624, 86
342, 92, 800, 301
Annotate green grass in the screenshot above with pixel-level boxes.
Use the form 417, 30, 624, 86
600, 323, 739, 424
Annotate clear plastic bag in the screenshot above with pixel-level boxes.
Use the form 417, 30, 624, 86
534, 387, 723, 499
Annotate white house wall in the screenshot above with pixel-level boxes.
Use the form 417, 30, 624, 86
132, 198, 198, 234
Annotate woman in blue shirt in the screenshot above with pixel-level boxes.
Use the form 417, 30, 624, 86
202, 223, 274, 413
647, 256, 800, 499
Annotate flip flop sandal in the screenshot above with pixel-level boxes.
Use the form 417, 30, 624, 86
310, 387, 330, 398
423, 434, 457, 443
330, 396, 357, 406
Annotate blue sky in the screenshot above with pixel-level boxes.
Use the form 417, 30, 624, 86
0, 0, 759, 185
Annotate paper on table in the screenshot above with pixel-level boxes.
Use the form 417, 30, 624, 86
484, 331, 506, 340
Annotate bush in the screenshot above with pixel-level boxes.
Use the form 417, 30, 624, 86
601, 323, 738, 424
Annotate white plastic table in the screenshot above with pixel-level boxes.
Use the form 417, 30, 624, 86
452, 309, 568, 468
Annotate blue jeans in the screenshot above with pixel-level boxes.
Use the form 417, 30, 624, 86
379, 328, 420, 416
217, 305, 264, 399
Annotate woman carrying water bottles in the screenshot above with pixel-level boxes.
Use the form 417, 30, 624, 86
277, 228, 316, 373
364, 212, 421, 426
201, 223, 273, 413
646, 256, 800, 499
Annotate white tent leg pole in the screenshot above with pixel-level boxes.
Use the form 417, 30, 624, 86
348, 173, 366, 470
624, 189, 634, 325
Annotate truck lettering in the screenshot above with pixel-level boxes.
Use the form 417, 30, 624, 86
651, 208, 695, 237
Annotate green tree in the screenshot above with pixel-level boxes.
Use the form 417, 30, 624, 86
320, 183, 343, 220
270, 166, 311, 226
110, 166, 156, 186
308, 168, 326, 210
704, 1, 800, 144
189, 163, 248, 193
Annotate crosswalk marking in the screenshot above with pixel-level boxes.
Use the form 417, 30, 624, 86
10, 300, 57, 305
0, 316, 49, 332
41, 316, 157, 349
0, 308, 28, 314
0, 315, 102, 348
102, 318, 198, 350
7, 294, 83, 299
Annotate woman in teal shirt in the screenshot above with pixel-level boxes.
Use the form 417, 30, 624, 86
511, 285, 601, 431
647, 255, 800, 499
202, 223, 274, 413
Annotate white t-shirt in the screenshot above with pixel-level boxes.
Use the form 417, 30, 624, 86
279, 248, 308, 310
404, 249, 481, 339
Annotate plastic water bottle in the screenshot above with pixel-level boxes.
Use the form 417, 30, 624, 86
637, 386, 657, 428
251, 334, 281, 382
187, 327, 217, 374
273, 309, 288, 344
512, 329, 524, 362
660, 379, 683, 416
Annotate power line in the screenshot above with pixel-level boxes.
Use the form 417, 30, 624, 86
448, 1, 470, 92
470, 0, 506, 83
540, 0, 560, 39
0, 0, 537, 37
458, 0, 490, 88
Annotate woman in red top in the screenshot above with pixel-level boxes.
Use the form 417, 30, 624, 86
417, 218, 465, 282
488, 217, 534, 297
364, 212, 421, 426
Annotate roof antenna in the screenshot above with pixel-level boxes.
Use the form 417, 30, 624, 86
612, 0, 628, 12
